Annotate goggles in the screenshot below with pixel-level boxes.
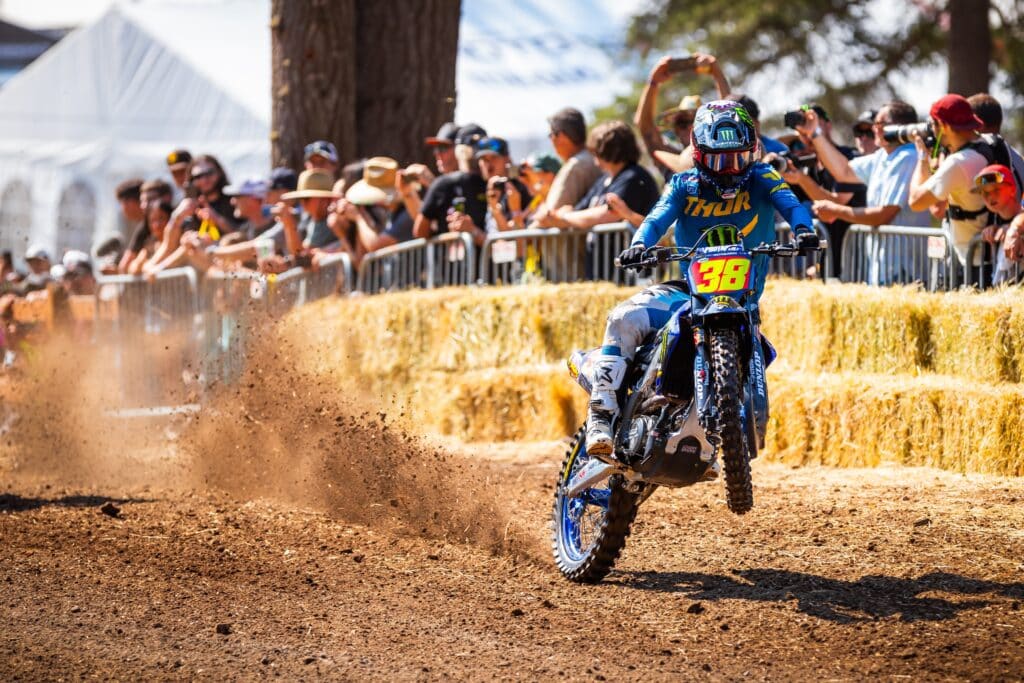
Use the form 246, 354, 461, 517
702, 148, 756, 174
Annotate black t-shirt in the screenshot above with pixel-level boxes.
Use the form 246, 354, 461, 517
128, 221, 153, 254
419, 171, 488, 233
575, 163, 660, 216
382, 205, 415, 243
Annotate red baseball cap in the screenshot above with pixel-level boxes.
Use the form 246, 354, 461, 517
930, 94, 984, 130
971, 164, 1017, 194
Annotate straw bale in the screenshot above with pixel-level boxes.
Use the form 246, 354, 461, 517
766, 364, 1024, 476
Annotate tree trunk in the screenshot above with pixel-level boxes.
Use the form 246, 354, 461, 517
947, 0, 991, 96
272, 0, 460, 171
354, 1, 460, 165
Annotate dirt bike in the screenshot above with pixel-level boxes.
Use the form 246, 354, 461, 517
552, 227, 812, 583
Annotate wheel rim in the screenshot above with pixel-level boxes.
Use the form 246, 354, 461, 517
556, 444, 611, 565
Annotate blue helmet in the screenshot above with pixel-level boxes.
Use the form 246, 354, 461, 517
691, 100, 760, 195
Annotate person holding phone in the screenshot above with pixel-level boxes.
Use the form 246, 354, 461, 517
634, 53, 731, 178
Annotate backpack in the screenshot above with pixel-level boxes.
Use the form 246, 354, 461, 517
947, 134, 1022, 221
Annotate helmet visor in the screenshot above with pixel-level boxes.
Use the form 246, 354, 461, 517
703, 149, 756, 174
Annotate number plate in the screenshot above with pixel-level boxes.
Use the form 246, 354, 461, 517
688, 255, 752, 294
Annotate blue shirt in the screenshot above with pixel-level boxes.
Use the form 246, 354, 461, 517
760, 135, 789, 155
850, 143, 930, 227
633, 162, 813, 298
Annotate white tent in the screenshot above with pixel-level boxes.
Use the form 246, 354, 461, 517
0, 0, 270, 263
0, 0, 637, 263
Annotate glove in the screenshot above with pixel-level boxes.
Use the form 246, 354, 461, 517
617, 245, 646, 268
794, 227, 820, 253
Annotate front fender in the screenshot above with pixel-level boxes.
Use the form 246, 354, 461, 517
692, 295, 747, 327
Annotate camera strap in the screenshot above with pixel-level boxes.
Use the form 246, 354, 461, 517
946, 204, 988, 221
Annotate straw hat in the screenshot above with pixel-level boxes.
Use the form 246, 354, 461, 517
281, 169, 340, 200
345, 156, 398, 206
658, 94, 702, 122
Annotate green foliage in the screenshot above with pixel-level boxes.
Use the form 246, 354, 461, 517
604, 0, 1024, 142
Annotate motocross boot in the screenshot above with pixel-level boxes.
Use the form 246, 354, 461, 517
585, 355, 627, 458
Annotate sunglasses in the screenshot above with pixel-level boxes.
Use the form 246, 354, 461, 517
853, 127, 873, 138
974, 171, 1009, 188
190, 169, 215, 180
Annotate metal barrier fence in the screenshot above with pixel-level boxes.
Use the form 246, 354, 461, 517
840, 225, 958, 291
356, 232, 475, 294
963, 236, 1024, 288
480, 223, 636, 285
93, 268, 200, 414
765, 222, 832, 281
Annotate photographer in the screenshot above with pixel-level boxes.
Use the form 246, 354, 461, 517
794, 102, 930, 229
908, 94, 998, 266
633, 53, 730, 178
413, 125, 489, 243
777, 104, 866, 277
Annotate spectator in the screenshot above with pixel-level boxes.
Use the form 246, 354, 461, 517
424, 122, 460, 175
267, 167, 298, 205
304, 140, 340, 175
115, 178, 145, 239
779, 104, 866, 277
796, 101, 930, 229
202, 179, 282, 271
966, 92, 1024, 189
165, 149, 192, 196
909, 94, 996, 265
145, 155, 240, 276
634, 53, 730, 177
94, 236, 124, 276
973, 165, 1024, 284
852, 110, 879, 156
476, 137, 533, 235
532, 108, 603, 224
729, 93, 788, 155
343, 156, 420, 255
19, 244, 51, 295
60, 251, 96, 296
279, 169, 342, 256
538, 121, 660, 230
127, 201, 173, 275
518, 153, 561, 220
968, 93, 1002, 135
413, 124, 490, 242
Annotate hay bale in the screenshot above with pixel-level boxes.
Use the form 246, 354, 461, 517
766, 364, 1024, 476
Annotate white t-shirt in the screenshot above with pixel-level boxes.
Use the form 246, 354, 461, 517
921, 147, 989, 264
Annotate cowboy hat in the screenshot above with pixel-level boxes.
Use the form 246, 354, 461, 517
281, 169, 340, 200
345, 157, 398, 206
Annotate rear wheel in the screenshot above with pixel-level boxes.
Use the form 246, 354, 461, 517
551, 426, 639, 583
709, 329, 754, 514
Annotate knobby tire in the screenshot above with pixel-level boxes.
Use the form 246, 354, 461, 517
551, 426, 639, 583
709, 328, 754, 514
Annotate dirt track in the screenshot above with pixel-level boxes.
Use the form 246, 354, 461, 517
2, 436, 1023, 681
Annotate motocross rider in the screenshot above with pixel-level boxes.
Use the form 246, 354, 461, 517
586, 100, 817, 457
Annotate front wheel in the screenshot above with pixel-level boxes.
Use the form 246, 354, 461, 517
551, 426, 639, 583
709, 328, 754, 514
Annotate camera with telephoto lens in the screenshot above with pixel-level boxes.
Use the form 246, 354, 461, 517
767, 151, 817, 174
882, 121, 935, 146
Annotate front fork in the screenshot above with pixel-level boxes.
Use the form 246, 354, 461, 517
692, 323, 769, 456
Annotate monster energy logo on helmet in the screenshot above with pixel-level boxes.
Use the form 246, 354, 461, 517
733, 105, 755, 128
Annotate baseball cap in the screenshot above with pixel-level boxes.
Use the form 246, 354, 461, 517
166, 149, 192, 170
62, 250, 91, 271
930, 94, 984, 131
524, 152, 561, 174
268, 167, 298, 192
454, 123, 487, 146
25, 243, 50, 262
304, 140, 339, 164
224, 177, 269, 198
474, 137, 509, 159
853, 109, 877, 133
425, 122, 459, 146
971, 164, 1017, 194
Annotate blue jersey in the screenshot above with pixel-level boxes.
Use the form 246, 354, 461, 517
632, 162, 813, 298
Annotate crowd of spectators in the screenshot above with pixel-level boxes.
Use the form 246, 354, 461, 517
4, 52, 1024, 366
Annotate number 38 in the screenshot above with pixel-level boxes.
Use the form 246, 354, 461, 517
692, 257, 750, 293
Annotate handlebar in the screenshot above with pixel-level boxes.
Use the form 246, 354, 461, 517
616, 242, 820, 270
